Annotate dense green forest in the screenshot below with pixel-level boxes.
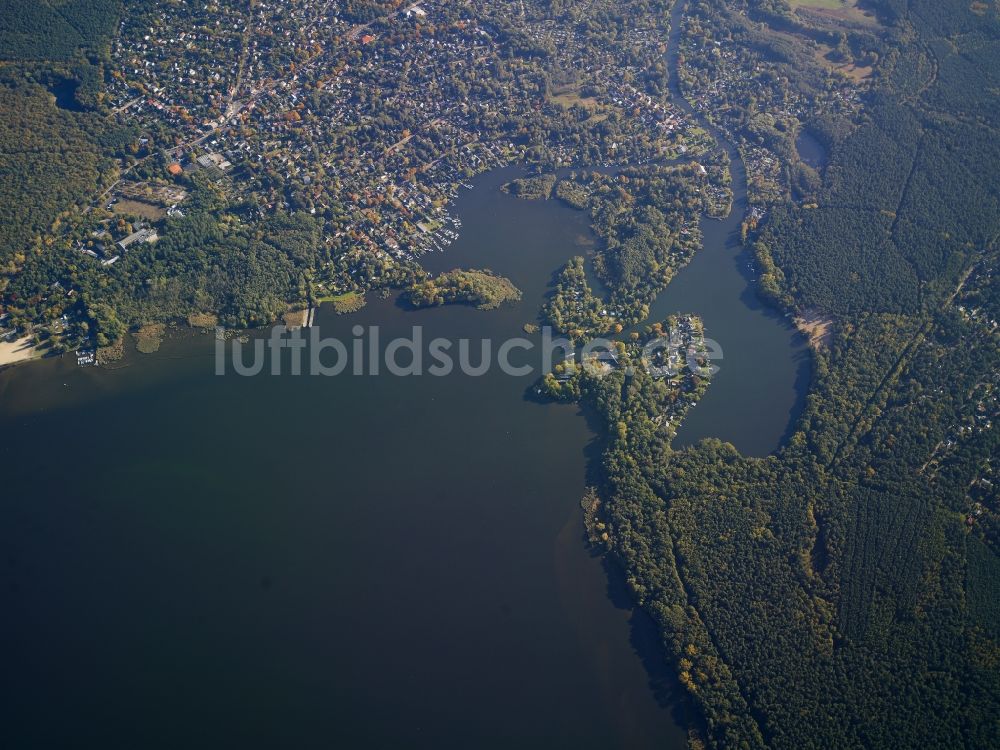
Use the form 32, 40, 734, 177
0, 82, 110, 277
566, 1, 1000, 747
0, 0, 124, 271
0, 0, 119, 60
749, 0, 1000, 316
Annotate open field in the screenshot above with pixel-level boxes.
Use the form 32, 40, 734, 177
547, 84, 610, 124
549, 91, 600, 111
814, 43, 874, 81
112, 199, 166, 220
794, 309, 834, 349
789, 0, 844, 8
790, 0, 882, 27
283, 309, 309, 328
765, 13, 876, 80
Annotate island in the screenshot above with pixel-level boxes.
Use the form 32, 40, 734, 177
405, 268, 521, 310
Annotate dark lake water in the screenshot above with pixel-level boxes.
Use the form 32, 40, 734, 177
48, 78, 83, 112
0, 168, 692, 749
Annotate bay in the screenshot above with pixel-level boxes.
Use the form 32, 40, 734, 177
0, 167, 690, 749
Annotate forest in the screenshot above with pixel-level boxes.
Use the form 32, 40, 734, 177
566, 1, 1000, 747
0, 0, 135, 352
0, 0, 119, 61
6, 184, 322, 345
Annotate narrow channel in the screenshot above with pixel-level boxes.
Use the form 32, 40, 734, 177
647, 0, 810, 456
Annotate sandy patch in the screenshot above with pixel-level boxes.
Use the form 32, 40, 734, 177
794, 310, 834, 350
0, 336, 39, 367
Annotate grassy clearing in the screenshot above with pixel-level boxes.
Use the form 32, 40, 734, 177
283, 309, 308, 328
789, 0, 844, 9
112, 199, 166, 221
549, 91, 600, 111
814, 43, 874, 81
790, 0, 881, 27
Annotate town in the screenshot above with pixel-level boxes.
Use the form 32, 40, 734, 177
85, 0, 711, 290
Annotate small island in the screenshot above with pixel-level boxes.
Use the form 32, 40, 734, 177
501, 174, 556, 200
405, 269, 522, 311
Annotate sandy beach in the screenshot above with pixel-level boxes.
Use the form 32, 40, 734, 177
0, 336, 39, 367
794, 309, 834, 350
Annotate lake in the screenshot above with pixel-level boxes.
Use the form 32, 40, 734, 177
48, 78, 84, 112
644, 146, 811, 454
0, 168, 693, 749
